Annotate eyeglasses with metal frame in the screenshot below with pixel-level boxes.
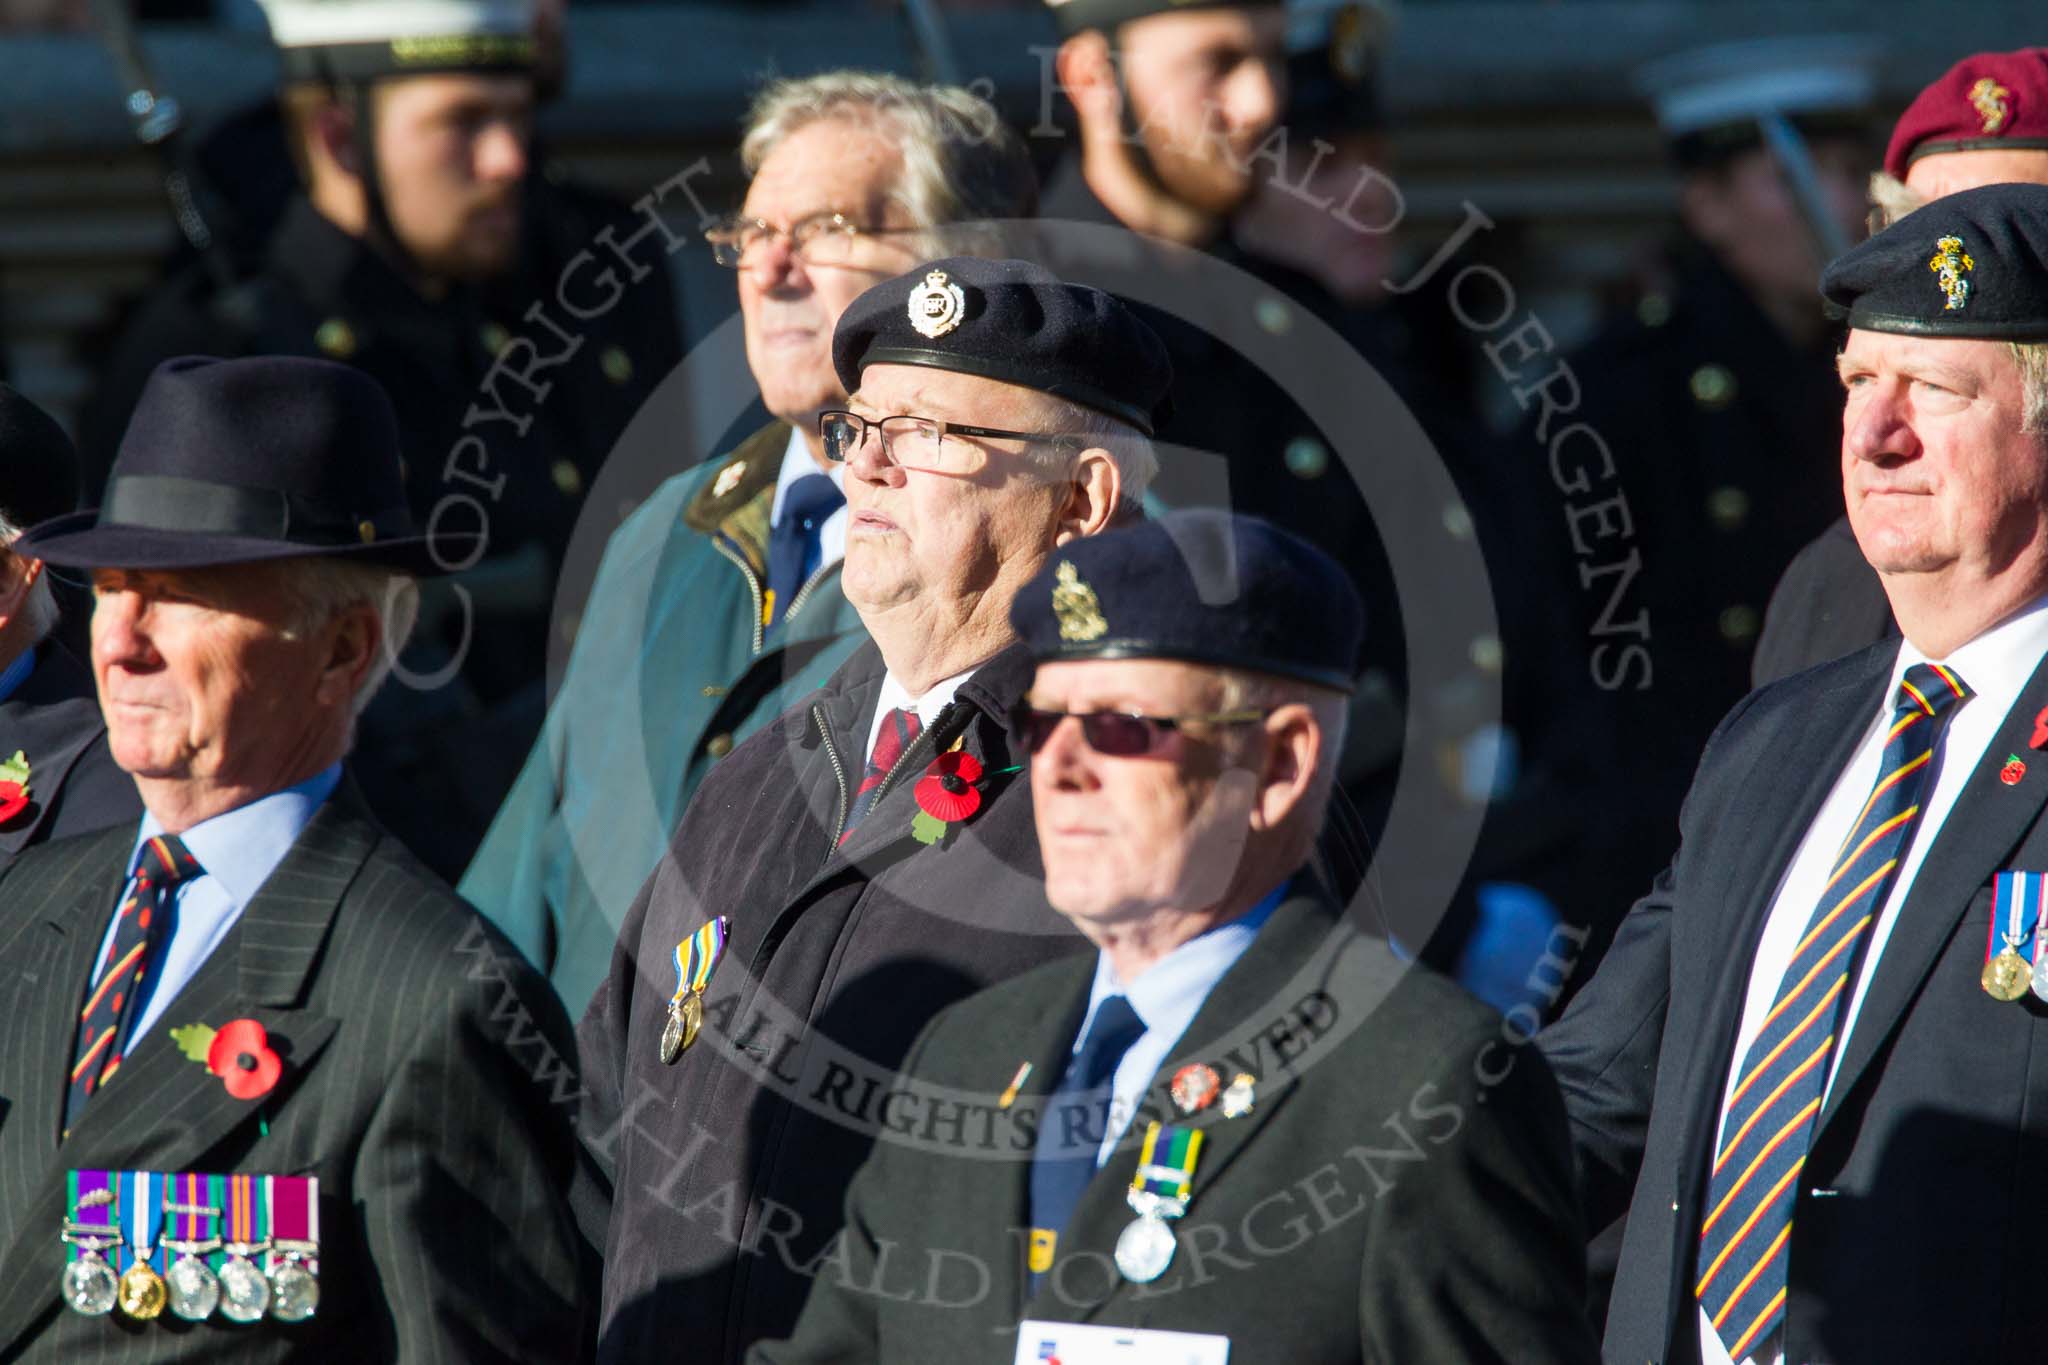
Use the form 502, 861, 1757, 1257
704, 212, 927, 269
1014, 705, 1270, 757
818, 409, 1082, 474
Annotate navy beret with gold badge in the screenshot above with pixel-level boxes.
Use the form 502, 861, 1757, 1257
831, 256, 1173, 436
1820, 181, 2048, 340
1010, 509, 1364, 692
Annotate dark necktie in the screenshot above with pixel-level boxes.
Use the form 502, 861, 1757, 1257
840, 706, 921, 844
1028, 994, 1147, 1267
65, 834, 204, 1137
765, 472, 843, 629
1697, 661, 1971, 1360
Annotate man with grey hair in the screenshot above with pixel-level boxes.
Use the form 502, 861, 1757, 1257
0, 356, 586, 1362
576, 256, 1164, 1362
0, 384, 139, 865
1753, 46, 2048, 686
463, 70, 1037, 1012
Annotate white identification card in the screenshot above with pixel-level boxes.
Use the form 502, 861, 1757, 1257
1013, 1320, 1230, 1365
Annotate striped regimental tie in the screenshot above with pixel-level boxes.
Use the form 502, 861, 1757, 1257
840, 706, 921, 845
64, 833, 204, 1137
1697, 661, 1972, 1360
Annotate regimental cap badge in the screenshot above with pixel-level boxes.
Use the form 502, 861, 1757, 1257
1929, 234, 1976, 312
1051, 560, 1108, 642
1969, 76, 2013, 134
908, 270, 966, 340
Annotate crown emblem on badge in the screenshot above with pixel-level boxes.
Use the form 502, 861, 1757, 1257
1929, 235, 1976, 312
1969, 76, 2013, 134
1051, 561, 1108, 642
908, 270, 966, 339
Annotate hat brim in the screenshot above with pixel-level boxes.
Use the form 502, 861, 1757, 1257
18, 511, 480, 578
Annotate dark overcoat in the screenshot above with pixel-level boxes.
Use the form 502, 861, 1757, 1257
0, 643, 140, 867
1544, 640, 2048, 1362
751, 887, 1600, 1365
0, 780, 587, 1362
576, 640, 1088, 1362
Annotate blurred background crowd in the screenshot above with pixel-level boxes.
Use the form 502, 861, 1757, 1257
3, 0, 2041, 1016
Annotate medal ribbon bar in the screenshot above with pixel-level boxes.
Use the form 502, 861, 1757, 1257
671, 916, 731, 1009
1987, 871, 2043, 996
122, 1170, 163, 1277
1128, 1124, 1203, 1205
65, 1169, 117, 1258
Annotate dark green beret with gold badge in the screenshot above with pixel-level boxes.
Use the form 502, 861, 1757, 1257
1010, 508, 1364, 693
1820, 181, 2048, 340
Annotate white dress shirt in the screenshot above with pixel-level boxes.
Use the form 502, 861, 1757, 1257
95, 765, 342, 1049
769, 426, 847, 574
1071, 883, 1287, 1164
863, 665, 978, 767
1701, 596, 2048, 1365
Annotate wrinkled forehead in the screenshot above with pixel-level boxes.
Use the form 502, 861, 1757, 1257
1028, 657, 1223, 710
849, 363, 1052, 426
742, 117, 907, 221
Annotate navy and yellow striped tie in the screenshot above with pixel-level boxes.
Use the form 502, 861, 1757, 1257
1697, 661, 1971, 1359
63, 834, 203, 1138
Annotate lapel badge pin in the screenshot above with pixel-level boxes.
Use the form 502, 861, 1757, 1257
2003, 754, 2027, 786
2032, 706, 2048, 750
1169, 1064, 1220, 1115
997, 1061, 1032, 1111
1219, 1072, 1257, 1119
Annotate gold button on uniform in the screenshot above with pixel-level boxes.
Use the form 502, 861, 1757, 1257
601, 346, 634, 385
480, 322, 512, 356
706, 734, 734, 759
1689, 363, 1738, 410
1707, 486, 1750, 532
552, 460, 584, 497
1718, 604, 1760, 644
315, 318, 357, 359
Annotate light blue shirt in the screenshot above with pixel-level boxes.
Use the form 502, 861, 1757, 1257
95, 764, 342, 1048
769, 426, 848, 572
1073, 883, 1288, 1164
0, 648, 35, 706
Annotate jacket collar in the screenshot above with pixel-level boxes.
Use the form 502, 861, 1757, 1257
681, 422, 790, 566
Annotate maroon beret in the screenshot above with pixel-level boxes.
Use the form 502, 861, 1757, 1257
1885, 48, 2048, 179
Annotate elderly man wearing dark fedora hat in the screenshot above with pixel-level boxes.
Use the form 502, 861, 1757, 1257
0, 355, 586, 1362
0, 384, 140, 866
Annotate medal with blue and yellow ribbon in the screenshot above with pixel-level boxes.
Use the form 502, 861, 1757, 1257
660, 917, 730, 1065
1985, 871, 2041, 1002
1115, 1122, 1203, 1283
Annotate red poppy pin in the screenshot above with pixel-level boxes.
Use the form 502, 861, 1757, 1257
169, 1018, 283, 1101
2003, 754, 2028, 786
0, 749, 32, 827
2033, 706, 2048, 751
911, 750, 985, 845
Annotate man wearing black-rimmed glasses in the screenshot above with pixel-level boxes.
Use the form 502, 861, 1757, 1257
575, 255, 1169, 1361
464, 72, 1037, 1014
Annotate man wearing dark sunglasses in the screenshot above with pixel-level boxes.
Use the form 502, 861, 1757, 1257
753, 509, 1598, 1364
574, 255, 1172, 1361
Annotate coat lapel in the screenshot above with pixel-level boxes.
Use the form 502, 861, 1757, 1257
1669, 651, 1892, 1192
1819, 652, 2048, 1136
1027, 892, 1343, 1325
990, 964, 1095, 1320
0, 784, 376, 1356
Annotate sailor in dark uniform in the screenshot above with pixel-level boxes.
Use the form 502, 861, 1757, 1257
81, 0, 685, 876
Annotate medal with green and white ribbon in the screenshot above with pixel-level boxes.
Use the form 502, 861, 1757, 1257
1116, 1122, 1204, 1283
660, 916, 730, 1065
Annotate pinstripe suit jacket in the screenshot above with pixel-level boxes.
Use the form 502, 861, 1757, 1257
0, 779, 588, 1363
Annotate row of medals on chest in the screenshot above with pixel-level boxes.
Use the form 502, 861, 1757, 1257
61, 1208, 317, 1324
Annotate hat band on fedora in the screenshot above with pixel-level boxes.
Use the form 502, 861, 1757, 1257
104, 474, 413, 548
